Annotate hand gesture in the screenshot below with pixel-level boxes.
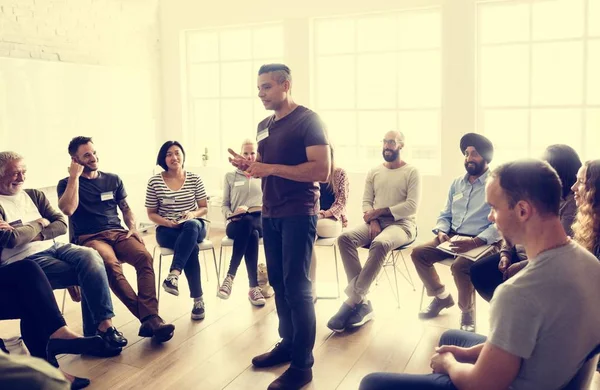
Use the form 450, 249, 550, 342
227, 149, 251, 171
68, 160, 84, 178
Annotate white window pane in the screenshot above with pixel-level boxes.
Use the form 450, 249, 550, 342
585, 109, 600, 160
253, 25, 284, 59
482, 109, 529, 150
357, 15, 397, 52
478, 2, 529, 44
532, 42, 583, 105
587, 41, 600, 105
315, 19, 355, 55
397, 111, 440, 148
480, 45, 529, 106
357, 53, 397, 109
192, 100, 220, 165
532, 0, 584, 40
320, 111, 357, 147
221, 99, 254, 155
358, 111, 396, 146
188, 32, 219, 62
336, 145, 359, 171
398, 51, 441, 108
492, 148, 530, 165
316, 56, 355, 109
590, 0, 600, 37
189, 63, 219, 98
220, 29, 252, 60
531, 109, 582, 158
221, 62, 252, 97
398, 10, 441, 49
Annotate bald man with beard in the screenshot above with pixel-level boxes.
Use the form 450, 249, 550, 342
327, 130, 421, 333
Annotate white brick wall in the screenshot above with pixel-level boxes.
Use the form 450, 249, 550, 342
0, 0, 159, 68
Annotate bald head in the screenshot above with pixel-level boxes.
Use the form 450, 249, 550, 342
382, 130, 405, 163
384, 131, 405, 148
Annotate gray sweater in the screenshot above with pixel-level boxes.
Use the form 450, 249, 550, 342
221, 170, 262, 222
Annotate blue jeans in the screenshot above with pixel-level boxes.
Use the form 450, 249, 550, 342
156, 219, 206, 298
25, 242, 115, 337
262, 215, 317, 369
359, 330, 487, 390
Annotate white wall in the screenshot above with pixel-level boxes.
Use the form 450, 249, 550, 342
0, 0, 162, 222
159, 0, 479, 239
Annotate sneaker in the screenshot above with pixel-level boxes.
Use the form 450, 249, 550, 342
162, 274, 179, 296
248, 287, 266, 306
460, 311, 475, 333
217, 274, 234, 299
191, 298, 205, 320
347, 301, 374, 328
252, 342, 292, 368
326, 303, 355, 333
268, 367, 313, 390
418, 295, 455, 319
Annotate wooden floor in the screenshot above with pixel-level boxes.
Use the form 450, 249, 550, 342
2, 228, 599, 389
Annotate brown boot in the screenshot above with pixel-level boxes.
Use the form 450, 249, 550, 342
138, 315, 175, 343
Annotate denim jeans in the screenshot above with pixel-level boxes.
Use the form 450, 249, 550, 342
225, 213, 262, 287
262, 215, 317, 369
359, 330, 487, 390
156, 219, 206, 298
25, 242, 115, 337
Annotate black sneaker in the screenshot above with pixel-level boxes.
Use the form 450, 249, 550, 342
191, 298, 205, 320
346, 301, 374, 328
460, 311, 475, 332
252, 342, 292, 368
163, 274, 179, 296
96, 326, 128, 348
268, 367, 312, 390
418, 295, 455, 319
327, 303, 355, 333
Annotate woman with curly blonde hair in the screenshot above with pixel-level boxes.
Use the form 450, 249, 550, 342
572, 159, 600, 259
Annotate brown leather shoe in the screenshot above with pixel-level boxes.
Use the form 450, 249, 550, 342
268, 367, 312, 390
138, 315, 175, 342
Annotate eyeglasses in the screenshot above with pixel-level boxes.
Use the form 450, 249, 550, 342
382, 139, 397, 146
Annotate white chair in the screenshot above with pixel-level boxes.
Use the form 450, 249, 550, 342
314, 237, 341, 299
418, 258, 477, 331
376, 240, 417, 308
153, 240, 218, 303
218, 236, 264, 282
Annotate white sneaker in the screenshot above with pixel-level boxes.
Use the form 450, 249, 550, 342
191, 298, 205, 320
248, 287, 266, 306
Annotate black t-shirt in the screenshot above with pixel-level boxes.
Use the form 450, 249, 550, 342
57, 171, 126, 237
319, 182, 335, 211
257, 105, 328, 218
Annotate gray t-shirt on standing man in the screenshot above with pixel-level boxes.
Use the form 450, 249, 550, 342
489, 240, 600, 389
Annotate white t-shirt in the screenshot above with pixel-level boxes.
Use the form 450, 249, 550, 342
0, 192, 54, 264
489, 240, 600, 389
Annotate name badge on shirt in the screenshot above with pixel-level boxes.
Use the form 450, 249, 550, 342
257, 128, 269, 142
234, 181, 245, 187
452, 192, 464, 202
100, 192, 114, 201
163, 198, 176, 205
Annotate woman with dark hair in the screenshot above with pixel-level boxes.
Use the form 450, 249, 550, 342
145, 141, 208, 320
0, 260, 111, 389
572, 159, 600, 260
218, 139, 266, 306
471, 144, 581, 301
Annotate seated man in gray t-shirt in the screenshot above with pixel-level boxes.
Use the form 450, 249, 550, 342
360, 159, 600, 390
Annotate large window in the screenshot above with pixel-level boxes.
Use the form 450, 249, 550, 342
477, 0, 600, 164
312, 8, 442, 174
184, 24, 284, 166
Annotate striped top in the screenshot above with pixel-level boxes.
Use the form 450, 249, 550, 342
145, 171, 207, 221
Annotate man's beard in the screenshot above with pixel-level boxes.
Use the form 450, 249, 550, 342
465, 160, 484, 175
382, 148, 400, 162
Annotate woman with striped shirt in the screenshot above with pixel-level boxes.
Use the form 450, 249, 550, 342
145, 141, 208, 320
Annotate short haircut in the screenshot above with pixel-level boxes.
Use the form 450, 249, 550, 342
0, 151, 24, 176
258, 63, 292, 84
156, 141, 185, 171
490, 159, 562, 216
542, 144, 582, 199
68, 136, 93, 156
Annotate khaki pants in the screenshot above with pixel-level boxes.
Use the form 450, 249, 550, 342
338, 222, 415, 303
411, 235, 500, 313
